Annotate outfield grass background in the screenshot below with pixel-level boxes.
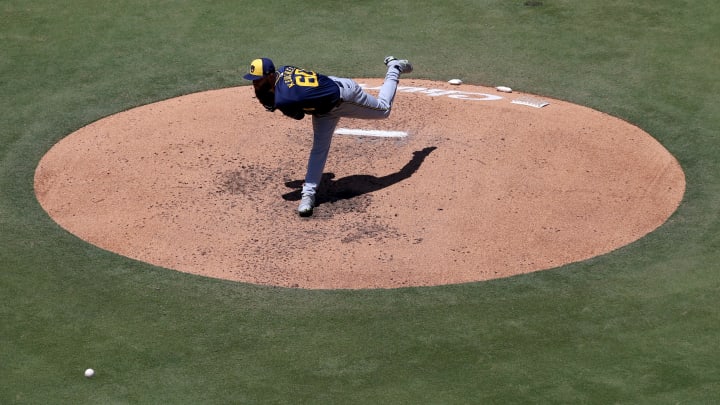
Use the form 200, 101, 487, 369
2, 0, 719, 403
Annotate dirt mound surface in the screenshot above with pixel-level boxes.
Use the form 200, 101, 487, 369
34, 80, 685, 289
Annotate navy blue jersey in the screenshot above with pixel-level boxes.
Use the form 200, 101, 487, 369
274, 66, 340, 119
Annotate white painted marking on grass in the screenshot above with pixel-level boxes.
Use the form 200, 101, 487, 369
334, 128, 408, 138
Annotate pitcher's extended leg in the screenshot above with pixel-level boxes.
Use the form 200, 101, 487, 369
330, 56, 412, 119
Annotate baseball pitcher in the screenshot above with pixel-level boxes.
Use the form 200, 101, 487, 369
243, 56, 413, 217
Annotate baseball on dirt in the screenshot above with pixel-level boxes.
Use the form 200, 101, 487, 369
84, 368, 95, 378
448, 78, 463, 85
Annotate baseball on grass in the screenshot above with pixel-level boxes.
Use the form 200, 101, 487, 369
84, 368, 95, 378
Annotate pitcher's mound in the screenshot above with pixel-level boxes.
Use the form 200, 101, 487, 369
34, 79, 685, 289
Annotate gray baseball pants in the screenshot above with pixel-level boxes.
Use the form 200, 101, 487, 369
301, 66, 402, 196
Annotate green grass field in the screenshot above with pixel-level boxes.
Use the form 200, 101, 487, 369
2, 0, 719, 403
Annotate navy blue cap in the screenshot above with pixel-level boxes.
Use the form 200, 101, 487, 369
243, 58, 275, 80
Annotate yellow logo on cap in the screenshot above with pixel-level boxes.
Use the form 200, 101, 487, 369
249, 59, 263, 76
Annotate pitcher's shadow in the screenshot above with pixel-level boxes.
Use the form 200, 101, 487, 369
282, 146, 437, 205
